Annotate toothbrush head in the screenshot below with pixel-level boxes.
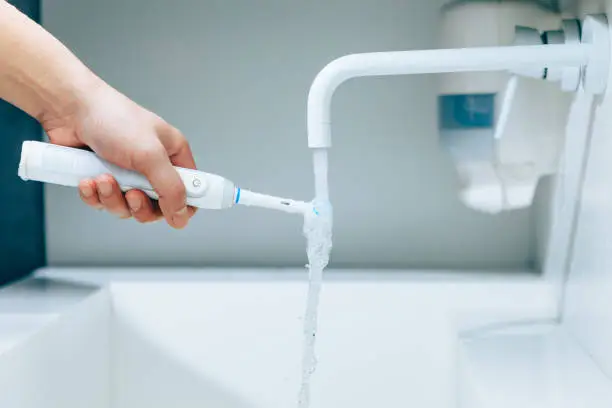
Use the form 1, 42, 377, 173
235, 188, 313, 215
310, 199, 332, 218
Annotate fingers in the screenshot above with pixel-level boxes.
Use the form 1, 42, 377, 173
125, 190, 162, 223
78, 179, 103, 210
77, 121, 197, 229
95, 175, 131, 219
159, 127, 198, 218
131, 145, 190, 229
79, 175, 130, 218
79, 176, 161, 223
161, 128, 199, 217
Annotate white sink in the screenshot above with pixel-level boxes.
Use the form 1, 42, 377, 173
0, 267, 556, 408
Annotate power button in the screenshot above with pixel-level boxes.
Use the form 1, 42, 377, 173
181, 171, 208, 197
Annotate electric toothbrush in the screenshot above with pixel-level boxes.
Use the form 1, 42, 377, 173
18, 141, 312, 215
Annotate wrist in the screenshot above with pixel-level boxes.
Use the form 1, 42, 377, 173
37, 69, 107, 127
0, 1, 106, 124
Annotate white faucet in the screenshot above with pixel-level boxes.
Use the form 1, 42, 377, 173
306, 14, 610, 150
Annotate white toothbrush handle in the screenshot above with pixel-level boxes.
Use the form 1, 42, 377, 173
18, 141, 237, 209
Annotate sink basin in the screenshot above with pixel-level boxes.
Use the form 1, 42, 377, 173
0, 267, 555, 408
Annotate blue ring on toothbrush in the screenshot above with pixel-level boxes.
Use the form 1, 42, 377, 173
235, 188, 241, 204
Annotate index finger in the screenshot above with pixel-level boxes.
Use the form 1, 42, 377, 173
160, 128, 197, 170
131, 145, 190, 229
160, 128, 198, 216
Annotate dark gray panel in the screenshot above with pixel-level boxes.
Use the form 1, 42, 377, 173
0, 0, 45, 285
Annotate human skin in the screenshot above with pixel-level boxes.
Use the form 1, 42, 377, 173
0, 0, 196, 228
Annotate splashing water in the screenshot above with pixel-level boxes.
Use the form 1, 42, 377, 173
298, 149, 332, 408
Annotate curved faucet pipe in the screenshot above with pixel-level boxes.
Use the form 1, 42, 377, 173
307, 42, 596, 149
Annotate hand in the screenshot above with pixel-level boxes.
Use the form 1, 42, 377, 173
41, 83, 197, 229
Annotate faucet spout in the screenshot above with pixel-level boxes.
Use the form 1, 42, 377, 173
307, 43, 590, 149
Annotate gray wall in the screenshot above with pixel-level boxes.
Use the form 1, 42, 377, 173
42, 0, 543, 270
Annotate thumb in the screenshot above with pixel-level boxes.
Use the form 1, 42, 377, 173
131, 145, 190, 229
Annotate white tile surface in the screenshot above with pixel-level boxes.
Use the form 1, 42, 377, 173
562, 43, 612, 379
541, 90, 595, 304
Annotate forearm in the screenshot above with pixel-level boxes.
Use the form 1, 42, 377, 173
0, 1, 101, 121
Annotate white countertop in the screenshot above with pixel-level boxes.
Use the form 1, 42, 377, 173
0, 267, 544, 358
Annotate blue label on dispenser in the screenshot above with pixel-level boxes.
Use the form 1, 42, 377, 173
439, 94, 495, 130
